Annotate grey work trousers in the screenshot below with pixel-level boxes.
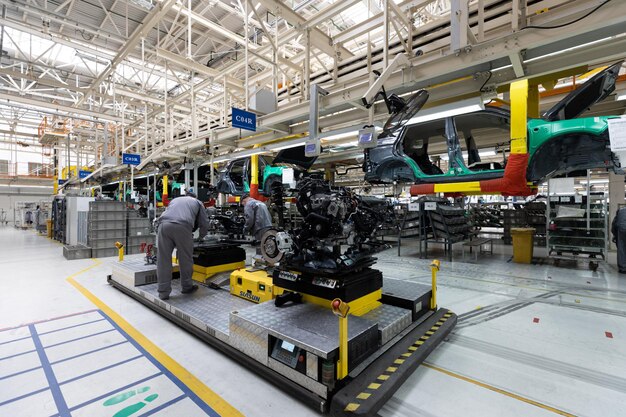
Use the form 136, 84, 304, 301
157, 222, 194, 297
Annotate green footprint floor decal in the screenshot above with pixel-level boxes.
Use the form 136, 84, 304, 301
103, 386, 159, 417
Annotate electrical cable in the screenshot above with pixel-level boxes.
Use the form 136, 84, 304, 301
522, 0, 612, 30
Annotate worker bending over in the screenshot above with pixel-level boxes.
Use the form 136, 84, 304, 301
241, 193, 273, 252
156, 191, 209, 300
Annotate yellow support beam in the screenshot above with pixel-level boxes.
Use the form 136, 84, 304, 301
510, 79, 528, 154
250, 153, 259, 198
433, 181, 482, 193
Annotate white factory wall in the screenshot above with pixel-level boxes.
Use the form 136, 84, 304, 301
0, 186, 54, 223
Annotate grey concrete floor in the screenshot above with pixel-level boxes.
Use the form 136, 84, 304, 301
2, 227, 626, 417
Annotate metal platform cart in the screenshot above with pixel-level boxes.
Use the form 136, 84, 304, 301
547, 181, 607, 271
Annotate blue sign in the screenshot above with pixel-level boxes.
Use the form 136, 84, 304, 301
79, 170, 92, 179
122, 153, 141, 166
58, 179, 66, 185
232, 107, 256, 131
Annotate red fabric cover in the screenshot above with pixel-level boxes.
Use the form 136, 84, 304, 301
479, 153, 535, 196
410, 184, 436, 196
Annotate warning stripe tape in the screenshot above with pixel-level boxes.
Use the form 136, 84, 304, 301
344, 311, 454, 412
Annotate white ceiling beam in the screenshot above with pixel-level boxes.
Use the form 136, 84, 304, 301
256, 0, 353, 60
0, 94, 123, 122
304, 0, 362, 29
76, 0, 178, 106
172, 4, 259, 50
155, 48, 244, 91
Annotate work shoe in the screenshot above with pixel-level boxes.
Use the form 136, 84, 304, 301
181, 284, 198, 294
158, 293, 170, 300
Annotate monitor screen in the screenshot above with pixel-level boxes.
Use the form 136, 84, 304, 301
359, 132, 373, 143
281, 340, 296, 353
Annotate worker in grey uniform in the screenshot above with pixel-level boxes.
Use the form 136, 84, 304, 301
156, 191, 209, 300
612, 207, 626, 273
241, 193, 273, 252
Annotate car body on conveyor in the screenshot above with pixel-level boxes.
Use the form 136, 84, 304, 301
363, 61, 624, 192
216, 145, 317, 196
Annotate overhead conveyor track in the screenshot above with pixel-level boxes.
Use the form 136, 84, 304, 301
1, 0, 624, 178
199, 0, 626, 158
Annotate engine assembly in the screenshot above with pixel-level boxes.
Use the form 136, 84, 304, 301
261, 177, 392, 276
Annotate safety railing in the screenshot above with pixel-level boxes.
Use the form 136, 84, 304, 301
0, 162, 54, 178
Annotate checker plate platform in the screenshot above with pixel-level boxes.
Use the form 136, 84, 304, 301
330, 308, 457, 416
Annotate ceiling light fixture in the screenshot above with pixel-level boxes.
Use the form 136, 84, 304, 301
407, 97, 485, 125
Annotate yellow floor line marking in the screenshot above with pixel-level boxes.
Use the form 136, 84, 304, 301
67, 259, 243, 417
386, 366, 397, 373
423, 364, 576, 417
377, 374, 389, 381
356, 392, 371, 400
368, 383, 381, 390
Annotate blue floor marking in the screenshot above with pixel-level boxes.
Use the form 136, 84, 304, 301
0, 310, 221, 416
59, 354, 143, 385
68, 372, 163, 412
0, 387, 49, 407
38, 318, 106, 336
97, 310, 221, 417
44, 328, 116, 349
50, 340, 129, 365
0, 365, 43, 381
138, 394, 186, 417
0, 335, 31, 346
0, 348, 37, 362
29, 324, 69, 417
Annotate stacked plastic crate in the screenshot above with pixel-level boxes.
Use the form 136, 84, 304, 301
88, 201, 127, 258
126, 211, 155, 254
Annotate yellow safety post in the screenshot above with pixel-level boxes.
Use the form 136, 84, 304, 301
331, 298, 350, 380
250, 152, 260, 199
53, 170, 58, 194
162, 174, 169, 206
510, 79, 529, 154
115, 241, 125, 262
430, 259, 440, 310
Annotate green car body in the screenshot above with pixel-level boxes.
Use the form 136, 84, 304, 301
364, 61, 623, 185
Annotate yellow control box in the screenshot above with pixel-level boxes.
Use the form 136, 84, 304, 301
192, 261, 245, 283
230, 269, 284, 303
173, 257, 244, 283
